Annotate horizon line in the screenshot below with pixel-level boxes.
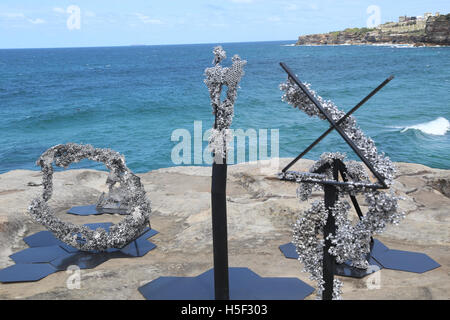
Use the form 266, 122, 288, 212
0, 39, 297, 50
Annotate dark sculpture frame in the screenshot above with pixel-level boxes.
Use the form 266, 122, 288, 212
278, 62, 440, 299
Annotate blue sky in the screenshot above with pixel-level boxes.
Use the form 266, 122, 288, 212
1, 0, 449, 48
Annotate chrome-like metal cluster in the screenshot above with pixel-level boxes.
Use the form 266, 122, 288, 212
96, 175, 131, 213
27, 143, 151, 252
204, 46, 246, 160
280, 78, 396, 185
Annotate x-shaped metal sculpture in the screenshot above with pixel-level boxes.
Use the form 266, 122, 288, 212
280, 62, 394, 189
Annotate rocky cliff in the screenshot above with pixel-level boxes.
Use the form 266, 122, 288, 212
296, 14, 450, 46
0, 159, 448, 299
425, 14, 450, 44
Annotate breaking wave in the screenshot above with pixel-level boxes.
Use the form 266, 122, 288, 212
401, 117, 450, 136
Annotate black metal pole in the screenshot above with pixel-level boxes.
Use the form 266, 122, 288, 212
210, 108, 230, 300
322, 160, 339, 300
211, 158, 230, 300
337, 160, 364, 220
338, 160, 373, 242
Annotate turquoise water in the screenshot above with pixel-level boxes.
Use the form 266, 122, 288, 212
0, 41, 449, 174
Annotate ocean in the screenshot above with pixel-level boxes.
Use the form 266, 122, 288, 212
0, 41, 449, 174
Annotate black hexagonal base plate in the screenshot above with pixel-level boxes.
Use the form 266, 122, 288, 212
279, 239, 440, 276
50, 251, 114, 271
334, 257, 383, 278
279, 242, 298, 259
67, 204, 129, 216
0, 264, 58, 283
9, 245, 71, 264
279, 241, 383, 278
23, 230, 68, 248
0, 223, 158, 283
371, 244, 440, 273
138, 267, 315, 300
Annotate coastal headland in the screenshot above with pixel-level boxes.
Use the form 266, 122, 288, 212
0, 159, 448, 299
296, 13, 450, 46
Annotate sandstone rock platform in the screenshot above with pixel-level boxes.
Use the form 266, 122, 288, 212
0, 159, 448, 300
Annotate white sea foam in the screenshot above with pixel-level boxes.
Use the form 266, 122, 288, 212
401, 117, 450, 136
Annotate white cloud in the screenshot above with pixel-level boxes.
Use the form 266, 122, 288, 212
53, 7, 65, 14
285, 4, 298, 11
282, 1, 319, 12
268, 16, 281, 22
211, 23, 228, 28
28, 18, 46, 24
1, 13, 25, 19
85, 11, 96, 18
1, 13, 45, 25
135, 13, 163, 24
230, 0, 254, 3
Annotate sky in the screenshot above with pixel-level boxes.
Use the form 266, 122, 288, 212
0, 0, 449, 48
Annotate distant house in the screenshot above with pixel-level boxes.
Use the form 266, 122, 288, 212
399, 15, 417, 22
398, 12, 440, 24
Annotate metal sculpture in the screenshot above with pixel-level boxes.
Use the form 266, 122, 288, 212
28, 143, 152, 251
204, 45, 246, 300
278, 63, 405, 299
138, 47, 315, 301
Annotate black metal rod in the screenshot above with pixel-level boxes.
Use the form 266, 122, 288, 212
279, 62, 388, 188
212, 107, 229, 300
211, 159, 230, 300
312, 162, 331, 174
337, 160, 364, 219
322, 159, 339, 300
282, 75, 394, 173
280, 175, 385, 189
338, 160, 373, 242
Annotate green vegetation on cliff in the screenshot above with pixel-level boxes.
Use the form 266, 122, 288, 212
296, 13, 449, 46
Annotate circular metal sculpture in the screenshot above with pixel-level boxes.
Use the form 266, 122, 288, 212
28, 143, 151, 252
